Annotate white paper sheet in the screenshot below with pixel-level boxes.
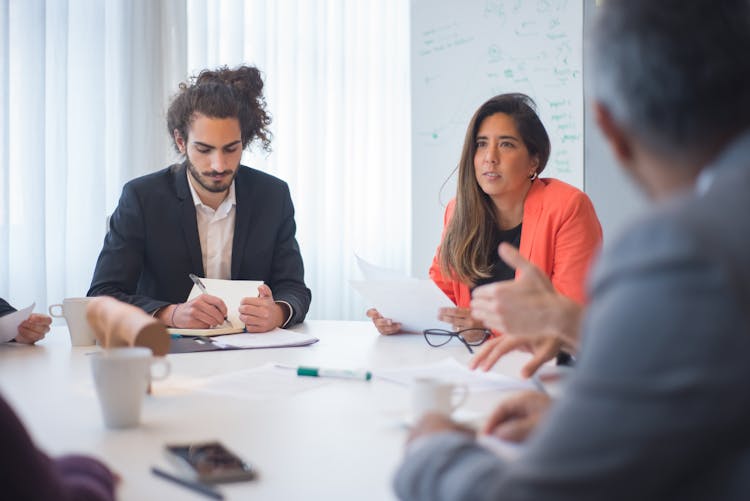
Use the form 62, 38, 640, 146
355, 254, 410, 281
185, 278, 264, 329
213, 328, 318, 349
374, 358, 534, 393
0, 303, 35, 343
171, 363, 329, 400
350, 279, 454, 333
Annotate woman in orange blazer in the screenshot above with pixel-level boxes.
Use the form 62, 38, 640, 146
369, 93, 601, 358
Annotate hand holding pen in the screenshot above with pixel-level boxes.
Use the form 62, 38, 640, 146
167, 275, 229, 329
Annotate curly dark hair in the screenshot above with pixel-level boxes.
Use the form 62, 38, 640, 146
167, 65, 272, 153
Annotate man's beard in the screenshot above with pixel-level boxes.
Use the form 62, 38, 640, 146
186, 159, 238, 193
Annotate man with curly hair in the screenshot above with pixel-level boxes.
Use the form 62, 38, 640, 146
89, 65, 311, 332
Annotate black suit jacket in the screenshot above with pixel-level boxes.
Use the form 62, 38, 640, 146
88, 164, 311, 326
0, 298, 15, 317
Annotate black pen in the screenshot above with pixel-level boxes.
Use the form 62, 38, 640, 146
151, 466, 224, 500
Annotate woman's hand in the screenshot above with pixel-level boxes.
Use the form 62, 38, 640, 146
437, 307, 484, 331
366, 308, 402, 335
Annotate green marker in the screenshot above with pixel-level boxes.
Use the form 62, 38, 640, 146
296, 366, 372, 381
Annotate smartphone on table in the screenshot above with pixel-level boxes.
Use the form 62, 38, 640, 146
165, 441, 256, 483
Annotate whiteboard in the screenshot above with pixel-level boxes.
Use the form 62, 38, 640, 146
410, 0, 584, 277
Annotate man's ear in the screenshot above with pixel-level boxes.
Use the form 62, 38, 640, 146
594, 102, 633, 166
173, 129, 186, 154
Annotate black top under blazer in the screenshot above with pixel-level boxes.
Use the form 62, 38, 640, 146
88, 163, 311, 326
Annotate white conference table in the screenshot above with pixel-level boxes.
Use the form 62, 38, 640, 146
0, 321, 535, 500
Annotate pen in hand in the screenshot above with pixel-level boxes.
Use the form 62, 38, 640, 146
188, 274, 231, 327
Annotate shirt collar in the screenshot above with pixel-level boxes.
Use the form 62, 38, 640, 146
696, 128, 750, 195
186, 169, 237, 211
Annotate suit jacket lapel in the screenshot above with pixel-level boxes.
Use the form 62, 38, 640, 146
519, 179, 544, 263
173, 164, 205, 276
232, 167, 252, 279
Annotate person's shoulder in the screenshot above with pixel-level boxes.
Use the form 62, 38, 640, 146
537, 177, 589, 203
593, 194, 710, 283
531, 178, 595, 219
443, 197, 457, 222
122, 165, 177, 192
235, 165, 289, 190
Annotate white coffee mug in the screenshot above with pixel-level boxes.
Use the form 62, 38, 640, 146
90, 347, 170, 429
411, 377, 468, 420
49, 297, 97, 346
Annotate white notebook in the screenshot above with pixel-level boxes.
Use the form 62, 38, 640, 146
167, 278, 263, 336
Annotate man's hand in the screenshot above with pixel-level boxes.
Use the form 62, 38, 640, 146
239, 284, 285, 333
407, 413, 475, 445
470, 334, 563, 378
366, 308, 402, 335
164, 294, 228, 328
15, 313, 52, 344
471, 242, 583, 352
437, 307, 484, 331
482, 390, 552, 443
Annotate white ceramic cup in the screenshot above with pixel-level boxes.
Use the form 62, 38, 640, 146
411, 377, 469, 420
90, 347, 170, 429
48, 297, 97, 346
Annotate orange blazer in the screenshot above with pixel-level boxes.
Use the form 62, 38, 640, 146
429, 178, 603, 308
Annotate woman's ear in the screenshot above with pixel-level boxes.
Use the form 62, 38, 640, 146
529, 155, 540, 176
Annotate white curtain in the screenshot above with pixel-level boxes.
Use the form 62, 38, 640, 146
1, 0, 410, 321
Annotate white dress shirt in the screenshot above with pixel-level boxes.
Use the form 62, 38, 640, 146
186, 170, 294, 327
187, 170, 236, 280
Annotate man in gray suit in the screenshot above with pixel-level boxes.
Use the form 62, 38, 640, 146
394, 1, 750, 499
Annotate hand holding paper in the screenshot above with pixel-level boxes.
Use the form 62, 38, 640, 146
352, 280, 454, 333
0, 303, 49, 344
16, 313, 52, 344
366, 308, 402, 335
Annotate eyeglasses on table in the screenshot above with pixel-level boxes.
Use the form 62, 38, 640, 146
422, 328, 490, 354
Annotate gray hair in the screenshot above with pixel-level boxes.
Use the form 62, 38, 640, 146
589, 0, 750, 155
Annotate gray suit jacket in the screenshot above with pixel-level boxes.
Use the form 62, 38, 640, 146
394, 130, 750, 501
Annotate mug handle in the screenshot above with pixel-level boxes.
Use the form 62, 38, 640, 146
150, 357, 171, 381
48, 304, 64, 318
450, 384, 469, 411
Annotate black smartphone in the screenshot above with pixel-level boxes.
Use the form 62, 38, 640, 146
165, 441, 256, 483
